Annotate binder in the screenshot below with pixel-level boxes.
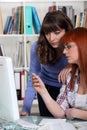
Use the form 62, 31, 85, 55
25, 6, 33, 34
32, 7, 41, 34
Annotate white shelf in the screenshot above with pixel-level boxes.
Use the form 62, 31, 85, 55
0, 0, 87, 2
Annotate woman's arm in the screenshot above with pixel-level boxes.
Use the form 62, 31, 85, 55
66, 108, 87, 120
20, 42, 41, 116
32, 73, 65, 118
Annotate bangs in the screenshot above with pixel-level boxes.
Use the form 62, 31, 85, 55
43, 22, 61, 34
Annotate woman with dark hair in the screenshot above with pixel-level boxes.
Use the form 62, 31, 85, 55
20, 10, 73, 116
32, 27, 87, 120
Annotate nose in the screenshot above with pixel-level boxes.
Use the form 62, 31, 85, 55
63, 48, 67, 54
49, 32, 55, 41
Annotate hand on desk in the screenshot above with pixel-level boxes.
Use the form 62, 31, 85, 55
65, 108, 75, 120
19, 111, 28, 116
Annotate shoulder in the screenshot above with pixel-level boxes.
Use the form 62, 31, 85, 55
31, 41, 38, 52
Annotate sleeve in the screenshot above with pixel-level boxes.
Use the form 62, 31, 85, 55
56, 74, 71, 111
21, 42, 41, 115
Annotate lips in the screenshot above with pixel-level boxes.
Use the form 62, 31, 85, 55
51, 42, 57, 45
66, 56, 70, 61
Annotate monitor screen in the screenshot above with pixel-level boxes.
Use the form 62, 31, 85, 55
0, 56, 20, 122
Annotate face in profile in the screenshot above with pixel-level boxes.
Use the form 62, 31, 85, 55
63, 42, 79, 65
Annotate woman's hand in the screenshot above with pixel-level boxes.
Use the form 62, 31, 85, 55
65, 108, 75, 120
58, 65, 72, 84
19, 111, 28, 116
32, 73, 47, 95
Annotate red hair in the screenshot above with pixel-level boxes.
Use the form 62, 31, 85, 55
61, 27, 87, 89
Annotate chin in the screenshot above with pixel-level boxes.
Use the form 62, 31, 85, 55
67, 60, 73, 64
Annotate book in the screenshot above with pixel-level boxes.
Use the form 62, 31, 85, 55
58, 6, 67, 16
4, 16, 14, 34
75, 13, 81, 27
84, 9, 87, 28
48, 5, 57, 12
58, 5, 74, 26
20, 6, 24, 34
13, 41, 24, 67
14, 72, 21, 100
26, 40, 32, 67
0, 44, 5, 56
0, 7, 3, 34
20, 71, 25, 100
32, 7, 41, 34
80, 12, 84, 27
25, 6, 33, 34
12, 6, 21, 34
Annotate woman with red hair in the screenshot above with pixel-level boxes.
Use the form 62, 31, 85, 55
32, 27, 87, 120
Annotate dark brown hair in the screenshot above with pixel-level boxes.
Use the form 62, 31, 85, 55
36, 10, 73, 65
61, 27, 87, 89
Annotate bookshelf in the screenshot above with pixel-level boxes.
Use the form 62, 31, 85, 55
0, 0, 87, 113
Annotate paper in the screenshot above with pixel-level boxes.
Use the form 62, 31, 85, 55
39, 118, 66, 126
38, 118, 76, 130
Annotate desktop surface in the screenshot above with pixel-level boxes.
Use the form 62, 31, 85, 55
0, 116, 87, 130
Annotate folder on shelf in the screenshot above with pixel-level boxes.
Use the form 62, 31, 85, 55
32, 7, 41, 34
24, 6, 33, 34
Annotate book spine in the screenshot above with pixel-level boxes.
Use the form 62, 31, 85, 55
14, 72, 21, 100
6, 16, 14, 34
20, 71, 25, 100
32, 7, 41, 34
20, 6, 24, 34
48, 5, 57, 12
0, 44, 5, 56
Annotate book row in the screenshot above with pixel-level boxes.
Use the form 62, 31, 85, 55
0, 6, 41, 34
14, 71, 30, 100
48, 5, 87, 28
0, 5, 87, 35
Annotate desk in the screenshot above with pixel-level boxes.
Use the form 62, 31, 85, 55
0, 116, 87, 130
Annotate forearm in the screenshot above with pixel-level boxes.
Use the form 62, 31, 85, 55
73, 109, 87, 120
40, 90, 65, 118
22, 86, 36, 114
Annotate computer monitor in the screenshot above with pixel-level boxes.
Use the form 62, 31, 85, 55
0, 56, 20, 122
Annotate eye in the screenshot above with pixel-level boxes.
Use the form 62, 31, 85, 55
67, 45, 72, 49
65, 44, 72, 50
54, 31, 60, 35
